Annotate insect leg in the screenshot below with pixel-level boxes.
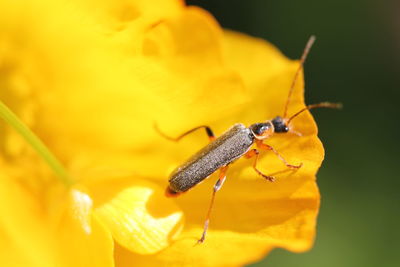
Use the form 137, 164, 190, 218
197, 165, 229, 243
245, 149, 275, 182
255, 140, 302, 169
154, 124, 215, 142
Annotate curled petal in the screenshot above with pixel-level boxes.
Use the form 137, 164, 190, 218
93, 179, 184, 254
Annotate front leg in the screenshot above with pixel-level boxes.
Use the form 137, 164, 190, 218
244, 149, 275, 182
255, 140, 302, 169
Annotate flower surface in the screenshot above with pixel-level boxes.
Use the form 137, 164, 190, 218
0, 0, 323, 266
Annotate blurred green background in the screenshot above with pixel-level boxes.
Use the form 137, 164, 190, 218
187, 0, 400, 266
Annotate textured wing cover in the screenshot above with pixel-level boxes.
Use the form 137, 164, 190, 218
169, 124, 254, 192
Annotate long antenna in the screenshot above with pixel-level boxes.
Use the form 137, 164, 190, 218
287, 102, 342, 125
283, 35, 316, 118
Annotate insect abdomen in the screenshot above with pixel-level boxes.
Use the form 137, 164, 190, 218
169, 124, 254, 192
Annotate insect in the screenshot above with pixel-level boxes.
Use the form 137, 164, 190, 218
156, 36, 341, 243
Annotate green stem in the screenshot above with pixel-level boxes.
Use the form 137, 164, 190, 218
0, 100, 73, 186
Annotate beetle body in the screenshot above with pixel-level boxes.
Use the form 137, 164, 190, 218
169, 124, 254, 193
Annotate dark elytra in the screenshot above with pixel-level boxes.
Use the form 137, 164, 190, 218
168, 124, 254, 192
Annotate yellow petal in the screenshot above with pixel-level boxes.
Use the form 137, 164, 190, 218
0, 171, 56, 267
114, 180, 319, 266
93, 178, 183, 254
221, 30, 309, 124
27, 6, 249, 182
56, 188, 114, 267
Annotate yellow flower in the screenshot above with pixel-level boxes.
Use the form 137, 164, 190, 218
0, 0, 323, 266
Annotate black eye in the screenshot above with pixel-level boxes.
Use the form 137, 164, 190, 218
272, 116, 289, 133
